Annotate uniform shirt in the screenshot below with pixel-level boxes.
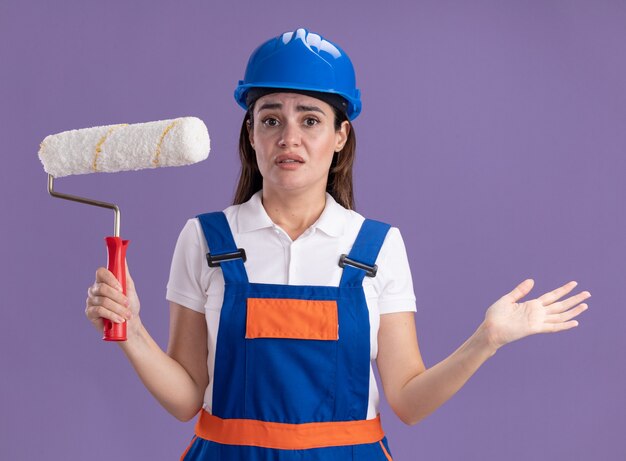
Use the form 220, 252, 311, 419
166, 190, 417, 419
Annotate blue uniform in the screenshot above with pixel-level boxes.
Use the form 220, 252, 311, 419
181, 212, 394, 460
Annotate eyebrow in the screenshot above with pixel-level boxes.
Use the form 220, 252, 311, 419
256, 102, 326, 115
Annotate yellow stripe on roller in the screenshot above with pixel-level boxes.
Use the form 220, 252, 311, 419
92, 124, 128, 171
153, 120, 178, 166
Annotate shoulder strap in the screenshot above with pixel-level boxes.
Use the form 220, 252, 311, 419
339, 219, 391, 287
196, 212, 248, 284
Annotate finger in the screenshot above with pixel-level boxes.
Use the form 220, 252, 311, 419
538, 281, 578, 307
95, 267, 123, 292
503, 279, 535, 303
87, 295, 131, 320
546, 290, 591, 314
546, 303, 588, 323
88, 282, 128, 307
84, 305, 104, 331
85, 304, 127, 324
541, 319, 579, 333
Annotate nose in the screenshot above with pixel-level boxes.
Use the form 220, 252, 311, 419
278, 120, 301, 148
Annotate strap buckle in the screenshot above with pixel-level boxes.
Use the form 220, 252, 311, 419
206, 248, 247, 268
338, 254, 378, 277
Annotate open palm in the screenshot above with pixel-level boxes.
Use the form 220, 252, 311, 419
484, 279, 591, 349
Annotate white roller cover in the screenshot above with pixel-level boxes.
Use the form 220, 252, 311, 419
39, 117, 210, 178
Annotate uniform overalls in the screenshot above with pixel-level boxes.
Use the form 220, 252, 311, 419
181, 212, 394, 461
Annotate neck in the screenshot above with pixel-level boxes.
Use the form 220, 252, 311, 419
261, 187, 327, 241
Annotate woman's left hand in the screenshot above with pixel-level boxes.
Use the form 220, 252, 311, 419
483, 279, 591, 350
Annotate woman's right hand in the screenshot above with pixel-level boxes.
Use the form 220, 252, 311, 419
85, 263, 142, 338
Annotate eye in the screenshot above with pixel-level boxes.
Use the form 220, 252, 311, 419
304, 117, 320, 127
261, 117, 280, 127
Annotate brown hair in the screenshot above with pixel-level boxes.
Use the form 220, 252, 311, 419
233, 104, 357, 209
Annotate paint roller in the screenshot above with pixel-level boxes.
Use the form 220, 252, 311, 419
38, 117, 210, 341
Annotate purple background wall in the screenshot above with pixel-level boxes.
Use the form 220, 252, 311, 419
1, 1, 623, 459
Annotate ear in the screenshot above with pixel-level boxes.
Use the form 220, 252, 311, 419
246, 118, 255, 149
334, 120, 350, 152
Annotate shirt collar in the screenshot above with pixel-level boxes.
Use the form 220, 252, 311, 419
314, 193, 346, 237
237, 191, 274, 233
237, 190, 347, 237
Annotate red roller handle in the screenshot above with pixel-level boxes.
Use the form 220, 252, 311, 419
103, 236, 130, 341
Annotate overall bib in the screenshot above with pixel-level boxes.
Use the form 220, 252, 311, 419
181, 212, 394, 461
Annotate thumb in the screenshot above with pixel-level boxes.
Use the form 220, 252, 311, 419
504, 278, 534, 303
125, 259, 135, 289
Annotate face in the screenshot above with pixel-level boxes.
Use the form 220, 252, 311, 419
247, 92, 350, 196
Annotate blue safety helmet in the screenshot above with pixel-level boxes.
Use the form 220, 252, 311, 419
234, 28, 362, 120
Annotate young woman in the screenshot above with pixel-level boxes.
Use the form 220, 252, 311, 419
85, 28, 591, 460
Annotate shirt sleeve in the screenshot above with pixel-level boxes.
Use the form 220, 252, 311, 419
166, 219, 208, 313
376, 227, 417, 314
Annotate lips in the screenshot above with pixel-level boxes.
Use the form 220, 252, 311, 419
275, 153, 305, 164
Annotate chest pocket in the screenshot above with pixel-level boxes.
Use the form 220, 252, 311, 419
243, 294, 340, 423
246, 298, 339, 340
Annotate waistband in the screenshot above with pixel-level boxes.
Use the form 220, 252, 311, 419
194, 410, 385, 450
